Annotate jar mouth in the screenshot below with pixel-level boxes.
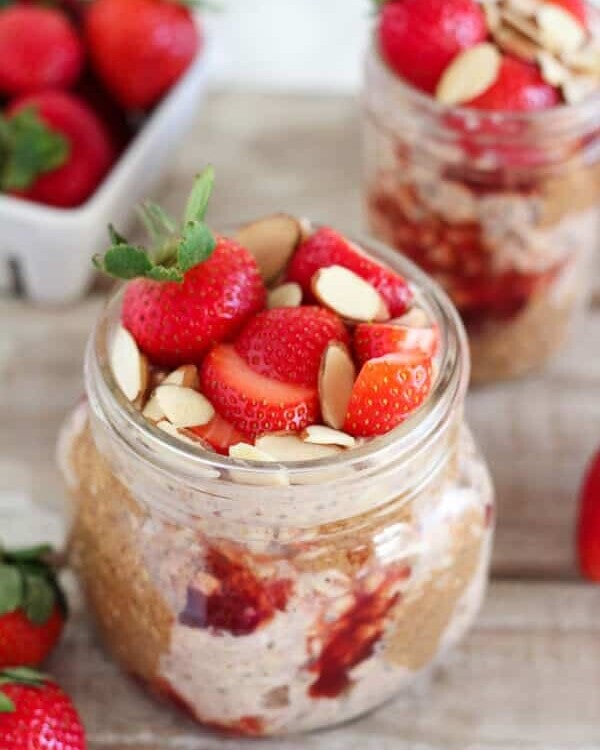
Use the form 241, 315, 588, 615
366, 33, 600, 143
86, 230, 469, 484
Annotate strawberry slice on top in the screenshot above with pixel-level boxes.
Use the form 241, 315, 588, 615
94, 167, 266, 368
286, 227, 413, 317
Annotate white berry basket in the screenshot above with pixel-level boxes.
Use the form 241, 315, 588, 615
0, 49, 209, 304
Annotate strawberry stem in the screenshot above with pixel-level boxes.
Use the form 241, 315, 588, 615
0, 668, 48, 713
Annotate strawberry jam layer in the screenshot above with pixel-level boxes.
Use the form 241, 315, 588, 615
179, 546, 293, 636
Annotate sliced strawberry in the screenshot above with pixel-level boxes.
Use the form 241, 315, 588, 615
467, 56, 561, 112
343, 354, 433, 438
200, 345, 319, 439
286, 227, 412, 317
353, 321, 439, 367
577, 450, 600, 582
235, 306, 349, 387
188, 413, 248, 455
377, 0, 487, 94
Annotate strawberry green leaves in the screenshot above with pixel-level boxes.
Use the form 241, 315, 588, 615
0, 107, 69, 191
93, 166, 217, 283
0, 668, 48, 713
0, 546, 64, 626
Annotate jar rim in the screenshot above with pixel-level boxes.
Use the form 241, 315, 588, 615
86, 229, 469, 485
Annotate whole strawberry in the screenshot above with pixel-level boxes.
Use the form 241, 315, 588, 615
2, 91, 115, 208
0, 5, 84, 98
85, 0, 201, 110
94, 167, 266, 367
0, 668, 86, 750
0, 546, 66, 669
577, 450, 600, 581
376, 0, 487, 94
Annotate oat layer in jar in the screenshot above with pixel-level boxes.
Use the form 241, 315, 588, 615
364, 0, 600, 383
59, 236, 493, 737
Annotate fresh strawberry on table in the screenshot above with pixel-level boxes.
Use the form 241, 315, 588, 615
235, 306, 349, 387
286, 227, 413, 317
94, 167, 266, 367
577, 450, 600, 581
0, 668, 86, 749
1, 91, 115, 208
375, 0, 488, 94
0, 546, 66, 669
85, 0, 201, 110
0, 4, 84, 98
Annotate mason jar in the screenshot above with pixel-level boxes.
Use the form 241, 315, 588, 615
363, 40, 600, 384
59, 235, 494, 736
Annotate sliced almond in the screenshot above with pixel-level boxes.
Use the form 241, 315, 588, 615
493, 23, 540, 61
157, 420, 207, 448
435, 43, 502, 105
267, 282, 303, 309
536, 3, 586, 55
235, 214, 303, 283
110, 325, 149, 403
229, 443, 276, 462
255, 434, 341, 461
501, 7, 542, 42
537, 50, 570, 85
482, 1, 501, 32
504, 0, 539, 16
562, 74, 599, 103
302, 425, 356, 448
390, 306, 430, 329
142, 394, 165, 423
563, 42, 600, 75
155, 385, 215, 428
163, 364, 199, 389
319, 342, 356, 430
312, 265, 389, 323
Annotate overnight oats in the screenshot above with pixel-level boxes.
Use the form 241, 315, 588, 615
59, 170, 494, 736
365, 0, 600, 382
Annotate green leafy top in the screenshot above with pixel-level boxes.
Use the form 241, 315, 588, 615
0, 107, 69, 192
0, 545, 66, 631
0, 667, 48, 713
93, 166, 217, 283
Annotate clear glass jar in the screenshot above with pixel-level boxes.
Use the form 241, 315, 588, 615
363, 37, 600, 384
59, 235, 494, 737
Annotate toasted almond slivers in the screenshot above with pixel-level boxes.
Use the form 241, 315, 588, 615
319, 342, 356, 430
229, 443, 276, 462
235, 214, 303, 283
163, 364, 199, 389
155, 385, 215, 428
390, 306, 430, 329
435, 43, 502, 105
312, 265, 389, 322
501, 7, 541, 42
562, 74, 599, 104
537, 50, 570, 85
267, 282, 303, 309
255, 434, 341, 461
536, 3, 586, 55
142, 394, 165, 423
493, 23, 540, 61
302, 425, 356, 448
110, 325, 149, 403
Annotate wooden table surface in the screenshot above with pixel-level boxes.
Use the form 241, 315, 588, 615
1, 92, 600, 749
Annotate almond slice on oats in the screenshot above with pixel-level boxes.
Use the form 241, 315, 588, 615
537, 50, 570, 86
319, 342, 356, 430
229, 443, 276, 462
235, 214, 303, 283
255, 434, 341, 461
267, 282, 303, 309
436, 43, 501, 105
110, 325, 149, 403
163, 364, 199, 389
155, 385, 215, 428
142, 394, 165, 423
312, 265, 389, 322
302, 425, 356, 448
536, 3, 586, 55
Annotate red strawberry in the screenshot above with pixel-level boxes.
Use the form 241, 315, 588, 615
0, 5, 84, 97
353, 321, 438, 367
235, 307, 350, 387
377, 0, 487, 94
0, 669, 86, 750
0, 546, 66, 669
577, 450, 600, 581
467, 56, 561, 112
4, 91, 115, 207
85, 0, 201, 110
286, 227, 412, 317
548, 0, 588, 27
94, 168, 266, 368
189, 413, 248, 456
344, 354, 433, 437
200, 345, 319, 439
